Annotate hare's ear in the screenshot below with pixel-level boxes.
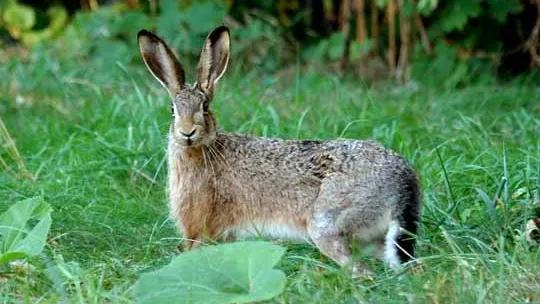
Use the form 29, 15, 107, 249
138, 30, 185, 96
196, 26, 230, 97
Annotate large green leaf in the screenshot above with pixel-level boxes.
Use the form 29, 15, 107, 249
0, 197, 52, 265
136, 242, 286, 304
429, 1, 482, 36
1, 2, 36, 35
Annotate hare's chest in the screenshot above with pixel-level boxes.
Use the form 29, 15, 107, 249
168, 169, 210, 206
167, 162, 213, 230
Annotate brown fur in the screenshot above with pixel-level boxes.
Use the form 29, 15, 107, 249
138, 26, 422, 276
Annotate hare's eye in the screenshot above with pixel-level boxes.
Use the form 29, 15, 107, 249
170, 104, 174, 115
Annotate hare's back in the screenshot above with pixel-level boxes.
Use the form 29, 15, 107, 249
217, 133, 413, 182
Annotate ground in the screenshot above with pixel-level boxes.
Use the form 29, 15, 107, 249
1, 46, 539, 303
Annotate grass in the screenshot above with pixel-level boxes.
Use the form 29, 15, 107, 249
1, 41, 540, 303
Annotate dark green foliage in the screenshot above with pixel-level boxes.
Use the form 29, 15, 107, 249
2, 0, 537, 81
416, 0, 529, 84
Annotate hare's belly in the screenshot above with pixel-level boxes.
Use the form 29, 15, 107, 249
230, 218, 311, 242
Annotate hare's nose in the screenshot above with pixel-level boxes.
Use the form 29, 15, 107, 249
180, 129, 196, 138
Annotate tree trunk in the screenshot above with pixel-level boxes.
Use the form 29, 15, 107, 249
371, 0, 379, 53
397, 0, 412, 81
355, 0, 367, 43
387, 0, 397, 73
339, 0, 351, 32
125, 0, 139, 8
340, 0, 352, 71
88, 0, 99, 10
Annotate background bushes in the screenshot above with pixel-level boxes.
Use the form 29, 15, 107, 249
1, 0, 539, 86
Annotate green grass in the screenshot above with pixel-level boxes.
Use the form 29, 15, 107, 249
1, 43, 540, 303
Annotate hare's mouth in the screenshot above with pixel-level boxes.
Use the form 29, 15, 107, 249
176, 137, 198, 147
173, 128, 201, 147
174, 135, 205, 148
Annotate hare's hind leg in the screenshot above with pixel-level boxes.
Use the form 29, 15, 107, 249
307, 209, 375, 278
307, 175, 377, 277
308, 174, 399, 277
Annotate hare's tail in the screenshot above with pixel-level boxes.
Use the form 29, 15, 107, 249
396, 177, 422, 263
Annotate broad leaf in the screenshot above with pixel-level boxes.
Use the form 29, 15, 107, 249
2, 2, 36, 33
0, 197, 52, 265
136, 241, 286, 304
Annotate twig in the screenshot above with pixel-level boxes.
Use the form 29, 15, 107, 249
415, 14, 432, 55
525, 0, 540, 67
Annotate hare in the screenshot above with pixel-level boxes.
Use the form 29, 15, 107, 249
137, 26, 421, 276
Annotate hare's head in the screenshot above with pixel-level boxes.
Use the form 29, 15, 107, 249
138, 26, 230, 147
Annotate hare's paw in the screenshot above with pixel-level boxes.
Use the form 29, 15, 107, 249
351, 263, 376, 280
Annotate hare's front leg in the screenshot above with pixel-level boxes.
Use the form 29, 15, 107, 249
178, 215, 227, 251
176, 225, 203, 251
171, 196, 217, 251
173, 209, 206, 251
